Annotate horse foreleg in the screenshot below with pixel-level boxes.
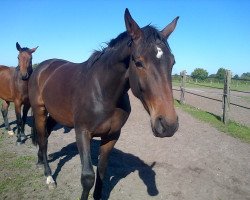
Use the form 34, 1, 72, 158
1, 100, 13, 135
75, 127, 95, 200
15, 102, 24, 145
93, 131, 121, 200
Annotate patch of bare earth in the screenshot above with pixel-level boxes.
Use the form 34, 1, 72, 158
0, 91, 250, 200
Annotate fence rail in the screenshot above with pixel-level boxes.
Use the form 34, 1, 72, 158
173, 88, 222, 102
173, 75, 250, 93
183, 81, 250, 94
175, 70, 250, 124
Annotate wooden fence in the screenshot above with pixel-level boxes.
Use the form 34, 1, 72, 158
175, 70, 250, 124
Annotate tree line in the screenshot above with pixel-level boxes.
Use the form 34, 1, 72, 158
189, 68, 250, 81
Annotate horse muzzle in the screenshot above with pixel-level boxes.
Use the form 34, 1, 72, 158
151, 116, 179, 138
21, 69, 33, 80
21, 72, 30, 80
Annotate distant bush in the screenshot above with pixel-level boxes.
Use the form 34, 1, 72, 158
191, 68, 208, 81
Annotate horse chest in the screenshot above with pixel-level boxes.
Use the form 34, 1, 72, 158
91, 107, 130, 136
14, 81, 29, 101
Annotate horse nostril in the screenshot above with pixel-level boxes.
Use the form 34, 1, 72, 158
153, 116, 178, 138
155, 116, 166, 134
21, 72, 29, 80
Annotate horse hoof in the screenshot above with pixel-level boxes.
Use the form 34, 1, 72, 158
21, 135, 27, 141
48, 182, 57, 190
8, 130, 15, 136
46, 176, 56, 190
16, 141, 23, 146
48, 154, 54, 160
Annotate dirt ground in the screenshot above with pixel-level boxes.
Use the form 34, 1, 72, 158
0, 91, 250, 200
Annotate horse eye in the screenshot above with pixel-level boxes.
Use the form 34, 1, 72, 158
135, 61, 144, 68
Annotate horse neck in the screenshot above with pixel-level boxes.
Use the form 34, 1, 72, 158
87, 44, 131, 103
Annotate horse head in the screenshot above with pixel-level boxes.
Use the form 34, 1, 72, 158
125, 9, 179, 137
16, 42, 38, 80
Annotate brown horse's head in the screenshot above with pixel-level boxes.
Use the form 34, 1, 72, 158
16, 42, 38, 80
125, 9, 179, 138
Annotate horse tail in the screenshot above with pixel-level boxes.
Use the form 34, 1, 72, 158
30, 110, 38, 146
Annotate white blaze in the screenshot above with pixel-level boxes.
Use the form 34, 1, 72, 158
156, 46, 163, 58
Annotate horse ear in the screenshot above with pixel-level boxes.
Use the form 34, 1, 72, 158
16, 42, 21, 51
29, 46, 39, 54
161, 16, 179, 39
124, 8, 142, 41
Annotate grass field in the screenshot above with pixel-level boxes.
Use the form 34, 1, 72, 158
0, 134, 43, 199
175, 100, 250, 143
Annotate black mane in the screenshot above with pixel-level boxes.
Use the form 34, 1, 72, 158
87, 25, 167, 68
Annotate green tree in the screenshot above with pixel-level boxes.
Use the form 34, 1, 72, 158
209, 74, 216, 78
233, 74, 239, 79
216, 68, 226, 79
191, 68, 208, 80
241, 72, 250, 80
32, 63, 39, 69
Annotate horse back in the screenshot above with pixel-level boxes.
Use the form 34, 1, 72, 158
0, 65, 15, 101
29, 59, 79, 126
30, 59, 68, 87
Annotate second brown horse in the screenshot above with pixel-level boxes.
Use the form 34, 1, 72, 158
0, 42, 38, 144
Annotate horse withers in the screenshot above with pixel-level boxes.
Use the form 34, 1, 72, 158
29, 8, 179, 200
0, 42, 38, 144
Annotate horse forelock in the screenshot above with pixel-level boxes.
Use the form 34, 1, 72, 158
143, 25, 172, 52
20, 47, 29, 52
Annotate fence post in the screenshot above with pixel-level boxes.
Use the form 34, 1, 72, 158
180, 70, 186, 104
222, 70, 231, 124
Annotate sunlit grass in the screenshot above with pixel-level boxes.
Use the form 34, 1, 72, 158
175, 100, 250, 143
0, 135, 43, 199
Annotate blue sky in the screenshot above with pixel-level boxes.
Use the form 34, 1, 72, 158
1, 0, 250, 76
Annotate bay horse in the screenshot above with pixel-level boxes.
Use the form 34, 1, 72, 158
0, 42, 38, 144
29, 8, 179, 200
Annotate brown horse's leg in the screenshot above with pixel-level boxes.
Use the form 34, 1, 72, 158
1, 100, 13, 135
75, 127, 95, 200
46, 115, 57, 135
15, 101, 24, 145
45, 115, 57, 160
20, 103, 30, 137
34, 106, 56, 189
33, 114, 56, 166
93, 131, 120, 200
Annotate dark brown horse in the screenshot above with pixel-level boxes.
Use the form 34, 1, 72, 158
0, 42, 38, 144
29, 9, 179, 200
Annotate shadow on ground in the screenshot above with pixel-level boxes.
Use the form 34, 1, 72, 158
48, 139, 158, 199
1, 116, 158, 199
